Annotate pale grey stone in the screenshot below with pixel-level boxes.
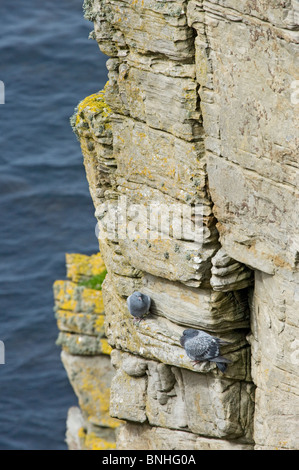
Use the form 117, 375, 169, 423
65, 407, 85, 450
110, 366, 148, 423
210, 248, 253, 292
116, 422, 254, 450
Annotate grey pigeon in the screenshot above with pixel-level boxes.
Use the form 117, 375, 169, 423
180, 328, 232, 373
127, 291, 151, 323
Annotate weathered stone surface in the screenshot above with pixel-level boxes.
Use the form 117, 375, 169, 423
112, 116, 206, 204
54, 253, 122, 450
61, 351, 120, 429
208, 155, 299, 274
145, 363, 187, 430
66, 406, 117, 450
187, 0, 299, 450
110, 368, 148, 423
103, 273, 251, 381
65, 252, 106, 282
247, 271, 299, 450
142, 273, 250, 331
188, 0, 299, 275
55, 309, 105, 337
210, 248, 253, 292
116, 422, 254, 450
56, 331, 112, 356
110, 350, 254, 441
91, 0, 195, 60
181, 369, 254, 441
53, 280, 105, 315
65, 406, 85, 451
110, 65, 202, 140
107, 269, 250, 332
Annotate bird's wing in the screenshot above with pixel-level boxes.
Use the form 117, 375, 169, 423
214, 337, 231, 345
140, 294, 151, 314
185, 335, 208, 360
187, 335, 219, 361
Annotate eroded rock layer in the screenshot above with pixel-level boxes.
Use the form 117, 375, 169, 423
55, 0, 299, 450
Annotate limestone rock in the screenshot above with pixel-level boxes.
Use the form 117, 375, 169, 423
103, 273, 251, 381
65, 252, 106, 283
61, 351, 120, 429
210, 248, 253, 292
142, 273, 250, 332
92, 0, 195, 61
188, 0, 299, 274
66, 406, 117, 450
58, 0, 299, 451
110, 350, 254, 441
65, 407, 85, 450
110, 368, 148, 423
56, 331, 111, 356
248, 271, 299, 449
112, 116, 206, 204
53, 280, 105, 315
117, 422, 254, 450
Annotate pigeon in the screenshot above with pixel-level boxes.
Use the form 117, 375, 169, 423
127, 291, 151, 324
180, 328, 232, 373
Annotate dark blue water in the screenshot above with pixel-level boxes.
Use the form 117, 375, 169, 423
0, 0, 108, 449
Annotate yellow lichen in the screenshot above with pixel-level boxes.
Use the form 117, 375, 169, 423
53, 280, 78, 311
75, 85, 112, 126
78, 426, 87, 440
54, 278, 105, 315
79, 369, 120, 429
94, 315, 105, 332
84, 432, 116, 450
100, 338, 113, 356
66, 253, 106, 282
55, 310, 105, 336
82, 288, 105, 314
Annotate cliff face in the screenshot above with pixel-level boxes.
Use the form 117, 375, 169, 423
55, 0, 299, 450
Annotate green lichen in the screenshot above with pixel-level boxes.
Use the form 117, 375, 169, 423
78, 270, 107, 291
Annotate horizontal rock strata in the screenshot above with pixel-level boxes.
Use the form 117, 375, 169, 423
54, 0, 299, 451
53, 253, 121, 450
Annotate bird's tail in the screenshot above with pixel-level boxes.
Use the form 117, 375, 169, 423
213, 356, 232, 373
216, 362, 228, 373
218, 339, 232, 345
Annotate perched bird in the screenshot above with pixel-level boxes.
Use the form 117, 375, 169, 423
127, 291, 151, 324
180, 328, 232, 373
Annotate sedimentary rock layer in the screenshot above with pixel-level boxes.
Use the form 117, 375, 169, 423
54, 0, 299, 450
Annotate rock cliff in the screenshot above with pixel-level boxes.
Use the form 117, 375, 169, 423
54, 0, 299, 450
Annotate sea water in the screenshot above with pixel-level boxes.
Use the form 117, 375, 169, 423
0, 0, 107, 449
